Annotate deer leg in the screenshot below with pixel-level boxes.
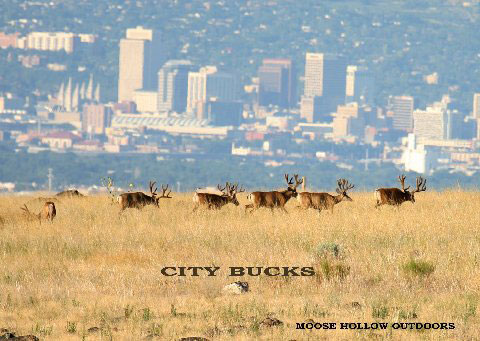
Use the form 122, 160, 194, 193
281, 206, 288, 214
244, 204, 254, 213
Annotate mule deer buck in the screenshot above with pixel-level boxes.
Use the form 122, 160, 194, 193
193, 182, 245, 211
297, 179, 354, 214
374, 175, 427, 208
20, 201, 56, 223
118, 181, 172, 211
56, 189, 84, 198
245, 174, 303, 213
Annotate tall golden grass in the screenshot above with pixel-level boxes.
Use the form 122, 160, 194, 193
0, 191, 479, 340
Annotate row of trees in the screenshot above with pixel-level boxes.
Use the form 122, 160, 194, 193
0, 147, 478, 192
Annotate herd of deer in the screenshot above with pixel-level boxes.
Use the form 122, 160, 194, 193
14, 174, 427, 224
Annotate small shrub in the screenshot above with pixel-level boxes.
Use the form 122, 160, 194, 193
142, 307, 153, 321
32, 323, 53, 336
147, 323, 162, 337
397, 309, 418, 319
66, 321, 77, 334
316, 242, 341, 259
372, 305, 389, 319
316, 258, 350, 281
124, 304, 134, 319
402, 259, 435, 277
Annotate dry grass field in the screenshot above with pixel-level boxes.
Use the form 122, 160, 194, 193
1, 191, 480, 340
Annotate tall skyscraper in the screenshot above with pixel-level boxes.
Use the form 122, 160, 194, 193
118, 26, 164, 103
303, 52, 347, 121
187, 66, 235, 115
158, 60, 193, 113
346, 65, 375, 105
390, 95, 414, 132
258, 58, 296, 109
473, 93, 480, 119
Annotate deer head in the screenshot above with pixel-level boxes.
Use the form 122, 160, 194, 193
284, 174, 303, 197
398, 175, 426, 203
226, 182, 245, 206
335, 179, 355, 201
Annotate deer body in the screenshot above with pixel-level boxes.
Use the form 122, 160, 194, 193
21, 201, 56, 223
245, 174, 303, 213
297, 179, 354, 213
374, 188, 411, 206
56, 189, 84, 198
193, 183, 244, 211
119, 192, 157, 210
118, 181, 171, 211
375, 175, 426, 208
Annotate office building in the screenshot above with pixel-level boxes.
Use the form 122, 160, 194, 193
187, 66, 235, 115
82, 103, 113, 135
158, 60, 193, 113
346, 65, 375, 105
118, 26, 164, 103
303, 52, 347, 121
258, 58, 296, 109
413, 105, 448, 140
390, 95, 414, 132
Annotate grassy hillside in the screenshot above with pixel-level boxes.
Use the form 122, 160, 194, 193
1, 191, 479, 340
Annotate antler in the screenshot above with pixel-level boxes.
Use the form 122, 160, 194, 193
398, 174, 410, 191
414, 177, 427, 193
20, 204, 31, 214
159, 184, 172, 198
149, 181, 158, 196
284, 173, 294, 186
229, 182, 245, 195
20, 204, 40, 220
293, 174, 303, 189
337, 179, 354, 193
217, 183, 227, 194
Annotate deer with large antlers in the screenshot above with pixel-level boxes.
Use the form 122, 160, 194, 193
193, 182, 245, 211
245, 174, 303, 213
374, 175, 427, 208
20, 201, 56, 223
118, 181, 172, 211
297, 179, 355, 214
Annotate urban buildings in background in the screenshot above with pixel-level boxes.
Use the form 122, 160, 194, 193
158, 60, 194, 113
257, 58, 296, 109
390, 95, 414, 132
0, 31, 97, 53
301, 52, 347, 122
2, 23, 480, 192
186, 66, 236, 118
346, 65, 375, 106
117, 26, 164, 103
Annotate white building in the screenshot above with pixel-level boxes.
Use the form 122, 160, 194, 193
413, 105, 448, 141
186, 66, 235, 114
403, 134, 439, 174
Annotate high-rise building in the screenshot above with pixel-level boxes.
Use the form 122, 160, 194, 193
473, 93, 480, 119
187, 66, 235, 115
118, 26, 164, 103
82, 103, 113, 135
390, 95, 414, 132
158, 60, 193, 113
346, 65, 375, 105
303, 52, 347, 121
258, 58, 296, 109
413, 105, 448, 140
